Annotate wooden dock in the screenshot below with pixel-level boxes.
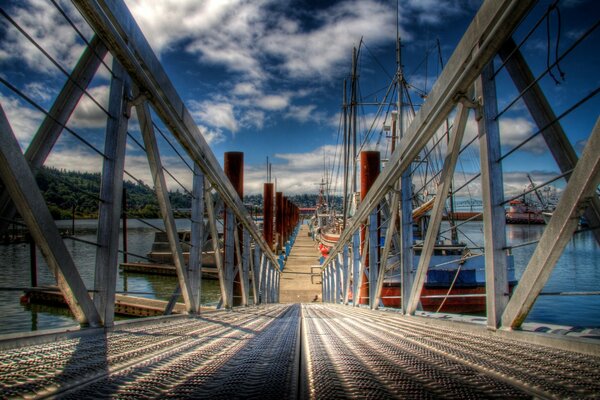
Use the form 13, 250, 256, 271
279, 223, 322, 303
21, 287, 189, 317
120, 261, 219, 279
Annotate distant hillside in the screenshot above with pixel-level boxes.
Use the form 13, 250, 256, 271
35, 167, 191, 220
34, 167, 342, 220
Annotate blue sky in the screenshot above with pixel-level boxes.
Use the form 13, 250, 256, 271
0, 0, 598, 199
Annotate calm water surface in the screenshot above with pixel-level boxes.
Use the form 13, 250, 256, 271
0, 219, 221, 335
0, 220, 598, 335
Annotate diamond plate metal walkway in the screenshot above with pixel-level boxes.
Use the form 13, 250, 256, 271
1, 304, 599, 399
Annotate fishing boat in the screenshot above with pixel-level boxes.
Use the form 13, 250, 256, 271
505, 199, 545, 224
325, 34, 517, 313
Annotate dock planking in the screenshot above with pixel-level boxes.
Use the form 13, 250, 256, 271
279, 223, 322, 303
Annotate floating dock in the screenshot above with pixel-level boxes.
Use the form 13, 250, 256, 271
21, 287, 188, 317
120, 261, 219, 279
279, 223, 322, 303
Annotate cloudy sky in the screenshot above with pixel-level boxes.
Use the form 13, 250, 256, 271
1, 0, 598, 201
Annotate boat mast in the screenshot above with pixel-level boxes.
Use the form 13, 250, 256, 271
342, 79, 349, 229
351, 46, 358, 200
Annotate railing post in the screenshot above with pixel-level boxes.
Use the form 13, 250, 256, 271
260, 253, 268, 304
400, 169, 413, 315
251, 245, 260, 305
94, 60, 131, 326
352, 231, 360, 306
476, 62, 509, 328
190, 166, 204, 312
334, 256, 341, 304
242, 228, 251, 306
342, 244, 350, 305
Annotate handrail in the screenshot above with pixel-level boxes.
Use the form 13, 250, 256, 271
72, 0, 281, 271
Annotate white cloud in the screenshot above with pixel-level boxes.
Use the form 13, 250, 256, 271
232, 82, 261, 97
0, 0, 90, 75
499, 116, 546, 154
45, 146, 103, 173
255, 94, 290, 111
0, 93, 43, 148
68, 85, 110, 129
197, 125, 226, 145
189, 100, 238, 133
239, 110, 266, 130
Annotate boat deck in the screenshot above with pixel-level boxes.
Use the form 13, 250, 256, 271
1, 304, 599, 398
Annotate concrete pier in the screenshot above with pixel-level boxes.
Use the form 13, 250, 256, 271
279, 223, 322, 303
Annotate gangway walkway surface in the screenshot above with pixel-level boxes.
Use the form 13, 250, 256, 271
1, 304, 599, 398
279, 224, 322, 303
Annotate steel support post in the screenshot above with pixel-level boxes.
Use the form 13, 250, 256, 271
374, 189, 400, 309
400, 171, 413, 314
502, 118, 600, 329
329, 266, 334, 303
224, 209, 235, 308
321, 271, 325, 303
251, 245, 260, 305
500, 38, 600, 245
189, 165, 205, 312
354, 233, 369, 307
0, 35, 108, 235
136, 97, 195, 314
276, 272, 280, 302
270, 263, 275, 303
476, 62, 509, 328
406, 102, 470, 315
93, 60, 130, 326
368, 211, 379, 308
352, 231, 360, 306
205, 190, 227, 308
335, 256, 342, 304
342, 244, 350, 304
267, 261, 273, 303
242, 229, 251, 306
260, 253, 268, 304
0, 105, 101, 326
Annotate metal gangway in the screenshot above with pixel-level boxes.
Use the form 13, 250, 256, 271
0, 0, 599, 398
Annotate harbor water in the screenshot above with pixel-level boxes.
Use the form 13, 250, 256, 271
0, 220, 598, 335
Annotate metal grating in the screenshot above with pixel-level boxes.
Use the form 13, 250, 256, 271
0, 304, 599, 399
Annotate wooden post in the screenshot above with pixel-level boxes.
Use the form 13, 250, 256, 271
224, 151, 244, 306
359, 151, 380, 305
276, 191, 283, 252
263, 183, 274, 250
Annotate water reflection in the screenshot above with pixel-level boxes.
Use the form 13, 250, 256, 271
0, 219, 221, 335
0, 220, 598, 334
